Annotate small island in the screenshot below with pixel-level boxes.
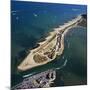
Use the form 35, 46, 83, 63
18, 14, 86, 71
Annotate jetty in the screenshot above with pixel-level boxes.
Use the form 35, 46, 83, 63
18, 14, 86, 71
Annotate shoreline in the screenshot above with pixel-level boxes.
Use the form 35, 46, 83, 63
18, 15, 83, 71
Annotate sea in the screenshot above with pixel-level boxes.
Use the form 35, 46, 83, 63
11, 1, 87, 87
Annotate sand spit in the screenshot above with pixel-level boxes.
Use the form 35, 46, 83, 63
18, 15, 83, 71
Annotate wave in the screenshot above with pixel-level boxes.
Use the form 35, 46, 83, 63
23, 72, 36, 78
56, 59, 68, 70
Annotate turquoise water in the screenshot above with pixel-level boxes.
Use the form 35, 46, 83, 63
11, 1, 87, 87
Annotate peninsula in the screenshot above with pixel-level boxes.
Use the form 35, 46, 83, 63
18, 14, 85, 71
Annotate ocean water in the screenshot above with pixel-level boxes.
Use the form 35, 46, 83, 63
11, 1, 87, 87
